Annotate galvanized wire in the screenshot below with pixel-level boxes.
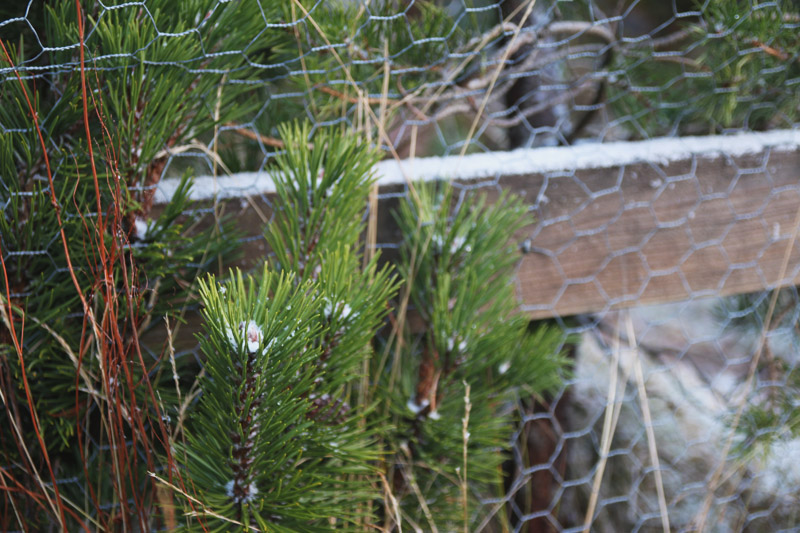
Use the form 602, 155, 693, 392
2, 1, 799, 531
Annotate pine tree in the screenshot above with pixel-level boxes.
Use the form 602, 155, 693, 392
175, 122, 567, 531
174, 123, 398, 530
0, 1, 569, 530
378, 183, 566, 529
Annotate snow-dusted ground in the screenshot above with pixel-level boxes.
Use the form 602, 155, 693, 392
561, 299, 800, 532
154, 129, 800, 204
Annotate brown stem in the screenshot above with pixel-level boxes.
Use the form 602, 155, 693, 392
229, 350, 262, 507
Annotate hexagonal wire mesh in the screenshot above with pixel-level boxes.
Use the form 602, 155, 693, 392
1, 0, 799, 531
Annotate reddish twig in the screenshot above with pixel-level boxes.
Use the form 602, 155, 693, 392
751, 39, 791, 61
0, 38, 70, 533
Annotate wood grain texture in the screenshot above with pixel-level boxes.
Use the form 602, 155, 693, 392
506, 149, 800, 318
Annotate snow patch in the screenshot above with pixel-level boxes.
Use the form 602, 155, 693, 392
407, 398, 429, 415
433, 234, 471, 255
133, 218, 150, 241
324, 299, 354, 321
242, 320, 262, 353
226, 320, 264, 354
759, 438, 800, 494
225, 479, 259, 504
447, 336, 467, 353
155, 130, 800, 204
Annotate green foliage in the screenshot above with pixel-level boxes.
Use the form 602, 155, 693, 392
221, 1, 485, 171
265, 122, 382, 279
177, 125, 400, 530
284, 0, 472, 85
180, 124, 567, 530
382, 183, 567, 528
718, 289, 800, 455
0, 0, 259, 529
608, 0, 799, 135
0, 1, 568, 530
266, 122, 399, 398
178, 269, 379, 531
43, 0, 282, 194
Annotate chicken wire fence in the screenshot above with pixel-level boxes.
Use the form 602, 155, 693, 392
2, 0, 800, 531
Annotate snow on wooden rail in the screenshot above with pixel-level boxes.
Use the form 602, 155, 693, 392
155, 130, 800, 319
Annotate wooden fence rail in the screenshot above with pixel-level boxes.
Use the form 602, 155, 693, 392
154, 130, 800, 320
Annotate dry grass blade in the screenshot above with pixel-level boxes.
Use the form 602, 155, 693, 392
582, 320, 621, 531
148, 472, 260, 531
0, 35, 73, 529
457, 0, 537, 160
396, 447, 438, 533
0, 466, 26, 531
154, 140, 233, 176
165, 317, 182, 409
289, 0, 422, 206
460, 381, 472, 533
583, 314, 640, 532
363, 39, 391, 271
378, 471, 403, 533
626, 314, 670, 533
0, 352, 58, 525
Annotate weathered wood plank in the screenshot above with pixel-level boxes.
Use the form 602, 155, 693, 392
507, 149, 800, 318
154, 141, 800, 321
